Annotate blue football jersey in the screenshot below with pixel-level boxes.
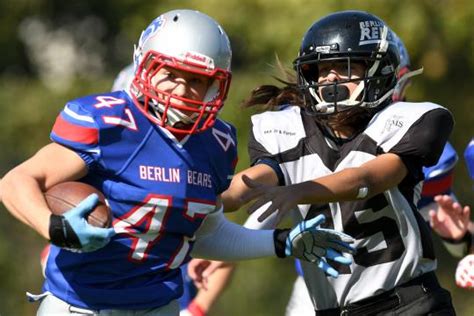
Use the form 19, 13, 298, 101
464, 138, 474, 180
44, 91, 238, 310
418, 142, 458, 208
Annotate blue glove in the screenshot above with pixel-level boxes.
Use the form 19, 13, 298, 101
284, 214, 355, 278
49, 194, 115, 252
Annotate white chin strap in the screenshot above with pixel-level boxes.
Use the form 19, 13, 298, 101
150, 100, 198, 126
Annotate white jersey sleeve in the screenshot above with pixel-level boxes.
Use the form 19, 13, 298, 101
192, 207, 276, 260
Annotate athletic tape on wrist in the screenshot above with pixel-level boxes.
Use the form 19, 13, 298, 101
356, 187, 369, 199
49, 214, 82, 249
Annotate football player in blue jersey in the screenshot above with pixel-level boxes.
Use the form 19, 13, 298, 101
0, 9, 355, 315
192, 10, 456, 315
111, 64, 235, 316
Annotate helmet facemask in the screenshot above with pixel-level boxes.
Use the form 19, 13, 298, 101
131, 50, 231, 135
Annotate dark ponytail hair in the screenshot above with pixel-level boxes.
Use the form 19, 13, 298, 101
241, 57, 303, 110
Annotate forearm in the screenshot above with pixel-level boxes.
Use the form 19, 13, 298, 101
1, 170, 52, 239
222, 164, 278, 212
192, 210, 276, 260
295, 154, 407, 205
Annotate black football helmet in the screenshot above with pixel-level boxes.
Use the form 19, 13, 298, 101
294, 10, 400, 115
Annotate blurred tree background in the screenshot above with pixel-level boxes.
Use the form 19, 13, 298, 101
0, 0, 473, 315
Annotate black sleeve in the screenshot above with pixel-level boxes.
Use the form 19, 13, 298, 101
247, 127, 285, 185
389, 108, 454, 177
247, 127, 273, 166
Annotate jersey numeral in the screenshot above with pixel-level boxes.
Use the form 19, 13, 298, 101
308, 194, 405, 274
93, 96, 138, 131
103, 108, 137, 131
340, 195, 405, 268
113, 194, 215, 267
94, 96, 126, 108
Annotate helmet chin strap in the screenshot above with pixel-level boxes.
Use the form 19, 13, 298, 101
150, 99, 198, 127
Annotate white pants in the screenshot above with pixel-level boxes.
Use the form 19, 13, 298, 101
285, 276, 314, 316
36, 293, 180, 316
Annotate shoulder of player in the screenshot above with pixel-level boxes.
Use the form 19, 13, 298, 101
250, 105, 304, 134
213, 118, 237, 137
64, 91, 133, 120
251, 106, 305, 138
198, 118, 238, 154
249, 105, 306, 154
379, 101, 450, 117
365, 101, 452, 148
251, 105, 300, 123
368, 101, 450, 130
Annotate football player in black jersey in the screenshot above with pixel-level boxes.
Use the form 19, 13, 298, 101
235, 10, 456, 315
189, 10, 456, 316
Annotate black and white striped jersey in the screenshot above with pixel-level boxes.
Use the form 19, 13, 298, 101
248, 102, 453, 309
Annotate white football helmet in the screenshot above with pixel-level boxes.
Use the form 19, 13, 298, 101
130, 9, 232, 134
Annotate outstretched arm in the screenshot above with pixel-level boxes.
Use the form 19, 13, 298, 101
241, 153, 407, 222
221, 163, 279, 212
192, 200, 355, 276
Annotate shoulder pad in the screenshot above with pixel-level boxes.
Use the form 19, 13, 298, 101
251, 106, 306, 154
365, 101, 447, 152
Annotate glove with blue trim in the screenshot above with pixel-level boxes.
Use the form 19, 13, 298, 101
274, 214, 355, 277
49, 194, 116, 252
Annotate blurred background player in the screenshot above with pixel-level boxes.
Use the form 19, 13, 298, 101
1, 9, 355, 315
434, 139, 474, 290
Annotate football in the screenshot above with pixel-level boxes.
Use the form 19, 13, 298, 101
44, 182, 112, 228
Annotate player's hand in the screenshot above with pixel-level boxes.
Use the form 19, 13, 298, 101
241, 175, 303, 223
455, 254, 474, 290
276, 214, 356, 278
187, 259, 226, 290
429, 195, 471, 241
49, 194, 116, 252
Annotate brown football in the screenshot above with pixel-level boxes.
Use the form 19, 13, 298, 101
44, 182, 112, 228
